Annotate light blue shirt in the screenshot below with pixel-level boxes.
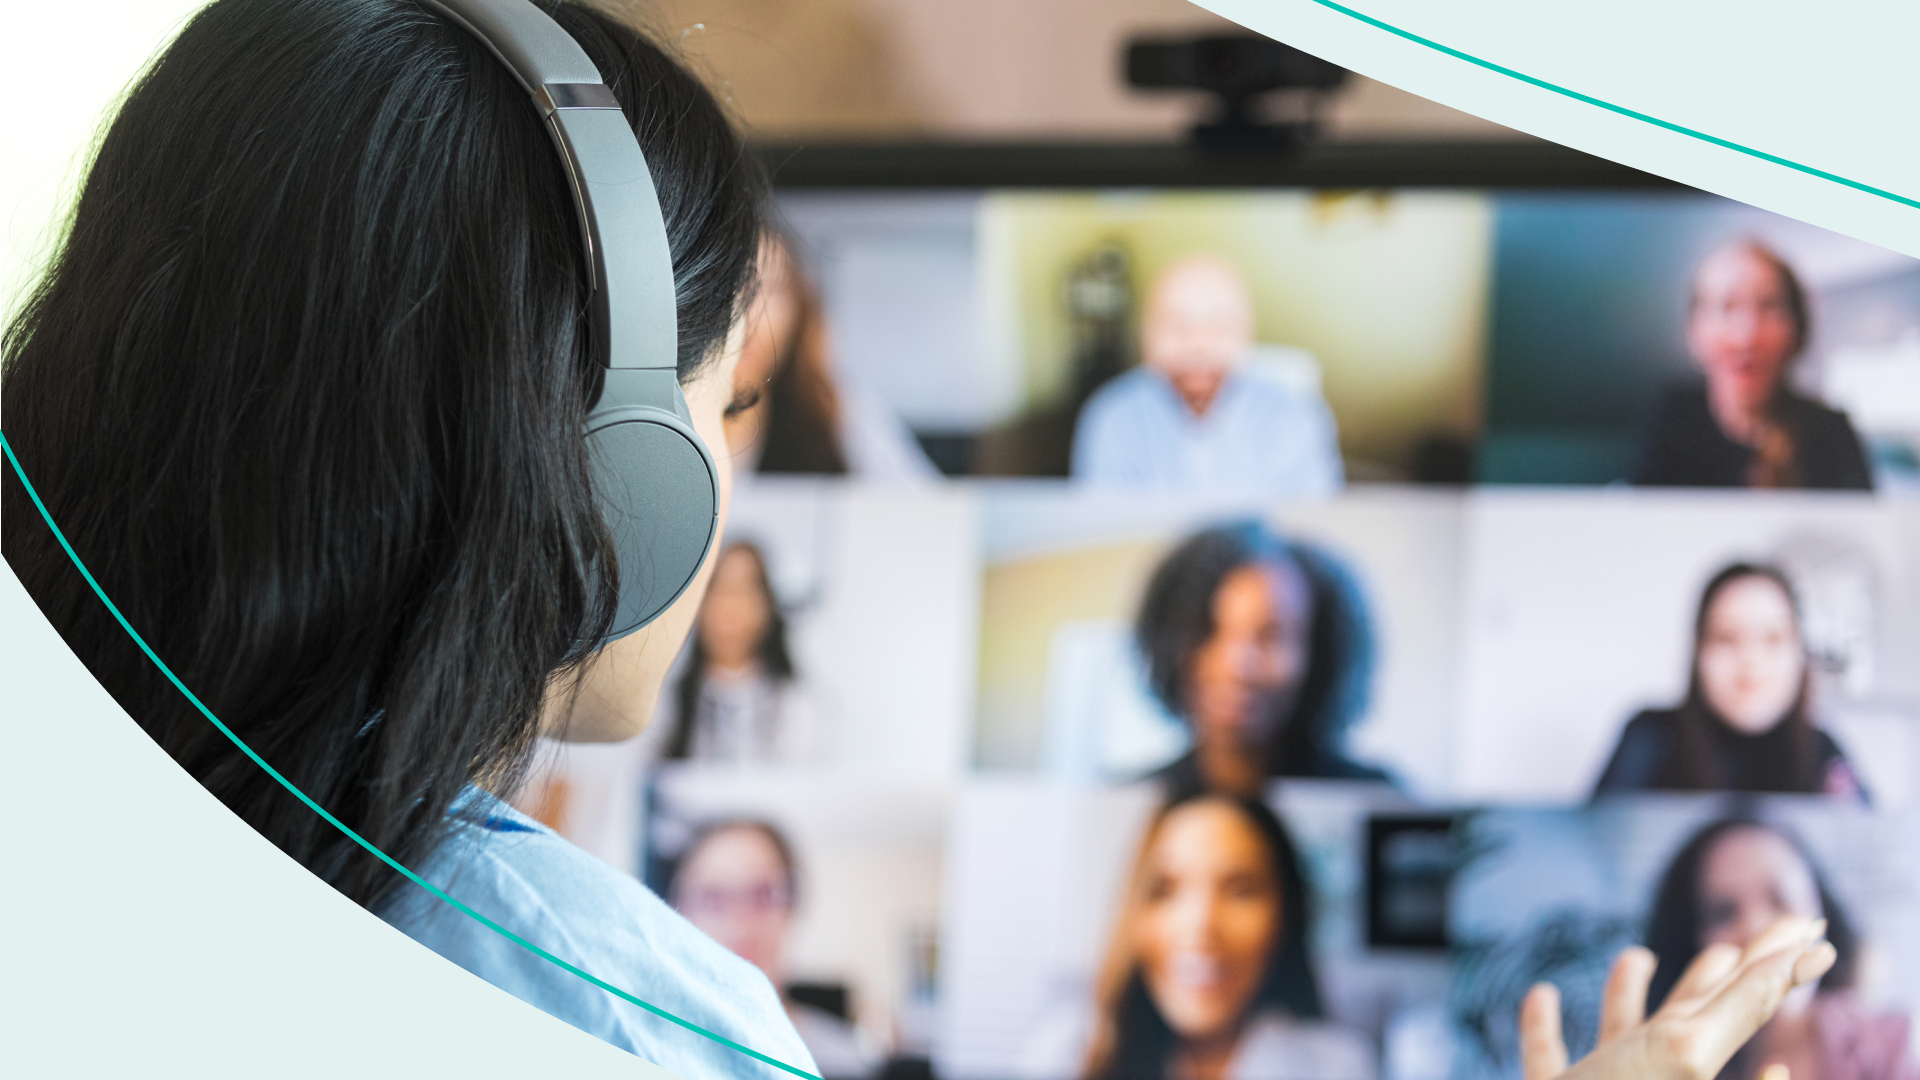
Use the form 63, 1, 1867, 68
380, 790, 817, 1079
1070, 361, 1344, 496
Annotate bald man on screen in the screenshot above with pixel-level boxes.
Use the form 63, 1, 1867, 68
1070, 255, 1344, 496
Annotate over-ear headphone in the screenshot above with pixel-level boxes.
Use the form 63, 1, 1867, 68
421, 0, 719, 644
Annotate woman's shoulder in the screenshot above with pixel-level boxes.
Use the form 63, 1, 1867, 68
1647, 382, 1714, 425
1778, 392, 1876, 489
1619, 708, 1683, 738
381, 794, 815, 1078
1631, 382, 1735, 485
1813, 991, 1917, 1080
1591, 709, 1684, 798
1779, 390, 1858, 429
1233, 1013, 1378, 1080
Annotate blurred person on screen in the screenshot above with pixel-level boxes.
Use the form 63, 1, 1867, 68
1592, 564, 1866, 802
1641, 818, 1915, 1080
1136, 522, 1387, 799
645, 539, 824, 765
670, 821, 883, 1079
1018, 792, 1374, 1080
512, 541, 826, 854
1069, 255, 1344, 496
1631, 240, 1874, 490
726, 230, 939, 482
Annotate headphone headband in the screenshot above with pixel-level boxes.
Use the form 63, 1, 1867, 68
419, 0, 719, 642
420, 0, 678, 375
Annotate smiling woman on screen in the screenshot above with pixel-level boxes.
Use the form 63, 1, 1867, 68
1019, 792, 1374, 1080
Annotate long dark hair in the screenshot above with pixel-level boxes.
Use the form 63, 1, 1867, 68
752, 231, 848, 476
1660, 564, 1820, 793
1644, 817, 1857, 1079
665, 540, 795, 759
0, 0, 764, 911
1135, 520, 1378, 779
1086, 792, 1324, 1079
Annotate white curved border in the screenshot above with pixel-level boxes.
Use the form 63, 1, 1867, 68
1198, 0, 1920, 259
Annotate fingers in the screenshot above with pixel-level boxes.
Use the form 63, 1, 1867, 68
1659, 913, 1820, 1016
1794, 941, 1839, 987
1520, 982, 1571, 1080
1685, 934, 1834, 1072
1598, 946, 1657, 1045
1658, 942, 1742, 1016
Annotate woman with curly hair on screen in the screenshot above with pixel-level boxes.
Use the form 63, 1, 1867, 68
1135, 521, 1387, 799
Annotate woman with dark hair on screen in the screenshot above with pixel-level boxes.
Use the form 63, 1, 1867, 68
652, 538, 822, 764
1019, 792, 1374, 1080
670, 820, 881, 1078
1136, 521, 1386, 799
0, 1, 815, 1073
1640, 818, 1915, 1080
1593, 564, 1866, 802
1632, 239, 1873, 490
726, 229, 937, 480
515, 539, 818, 866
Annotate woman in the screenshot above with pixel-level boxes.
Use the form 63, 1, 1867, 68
654, 539, 823, 764
1640, 818, 1915, 1080
1136, 521, 1386, 799
0, 1, 810, 1074
727, 229, 938, 481
1020, 792, 1373, 1080
1632, 240, 1874, 490
0, 0, 1837, 1074
670, 820, 882, 1078
512, 540, 816, 867
1593, 564, 1866, 801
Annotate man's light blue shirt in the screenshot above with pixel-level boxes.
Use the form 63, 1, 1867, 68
380, 790, 817, 1079
1070, 353, 1344, 497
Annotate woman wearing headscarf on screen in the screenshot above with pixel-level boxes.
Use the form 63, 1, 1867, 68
1631, 240, 1874, 490
1641, 818, 1916, 1080
1592, 563, 1866, 802
725, 229, 939, 481
670, 820, 883, 1078
1019, 792, 1374, 1080
1135, 521, 1387, 800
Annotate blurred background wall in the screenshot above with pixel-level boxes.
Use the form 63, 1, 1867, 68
616, 0, 1526, 141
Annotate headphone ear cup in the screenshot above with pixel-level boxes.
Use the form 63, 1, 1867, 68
585, 409, 718, 642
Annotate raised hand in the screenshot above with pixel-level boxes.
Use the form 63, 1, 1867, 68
1519, 916, 1836, 1080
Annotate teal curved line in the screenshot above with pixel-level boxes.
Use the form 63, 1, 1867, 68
1297, 0, 1920, 211
0, 431, 822, 1080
